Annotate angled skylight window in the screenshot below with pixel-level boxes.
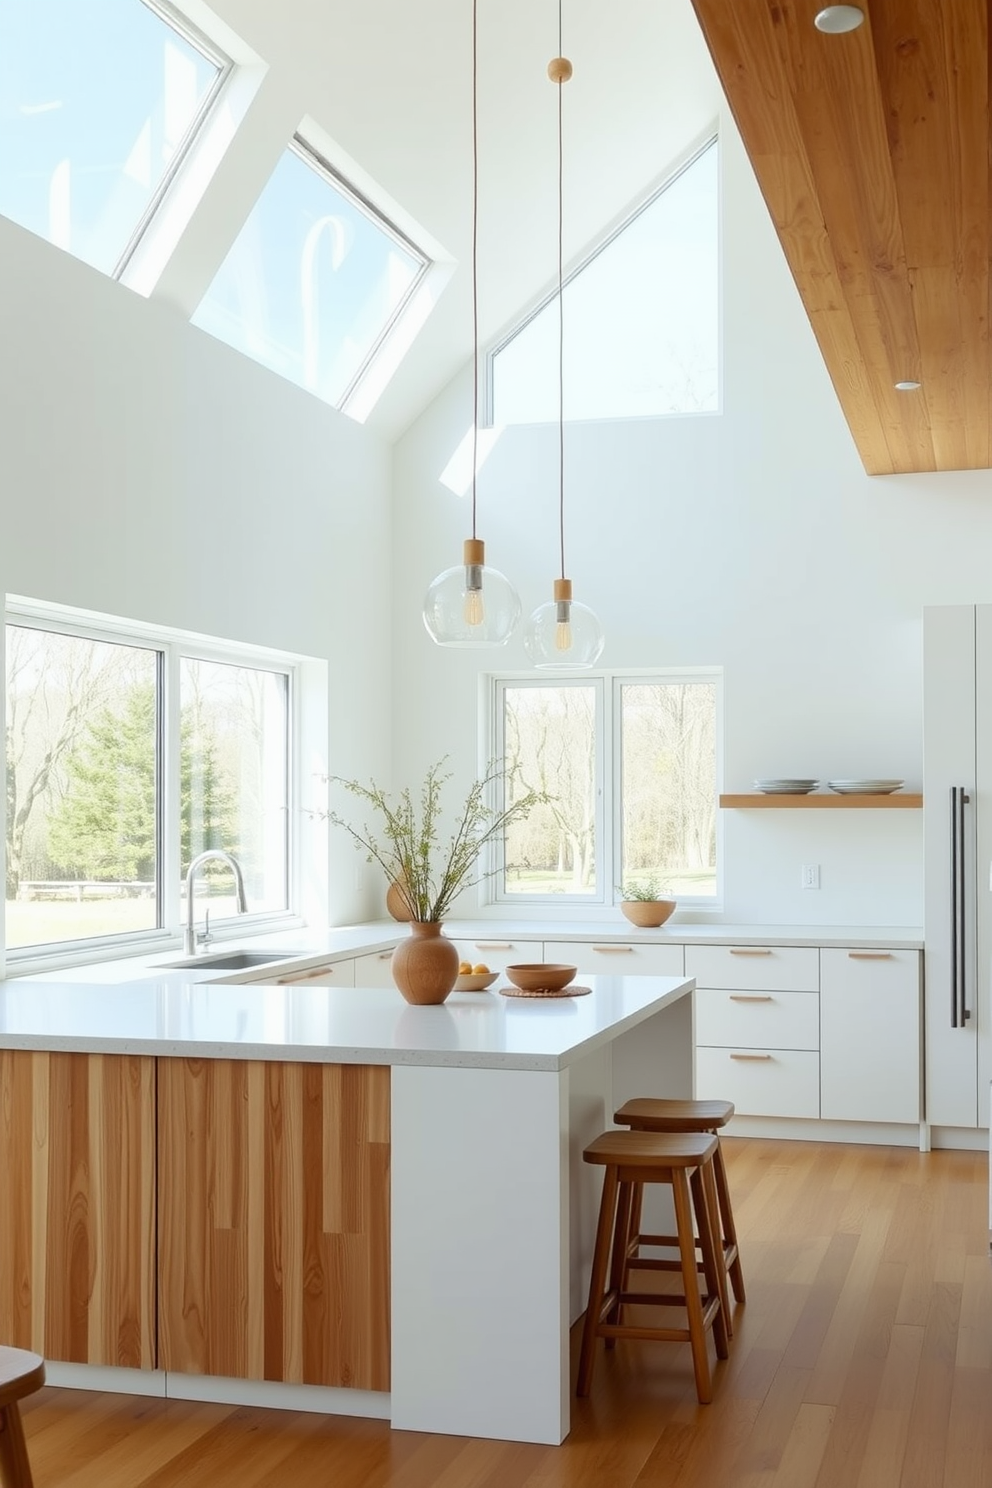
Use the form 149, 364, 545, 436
190, 136, 430, 412
490, 138, 719, 423
0, 0, 230, 277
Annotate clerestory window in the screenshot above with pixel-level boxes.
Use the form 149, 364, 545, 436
0, 0, 231, 278
190, 135, 431, 413
489, 137, 719, 424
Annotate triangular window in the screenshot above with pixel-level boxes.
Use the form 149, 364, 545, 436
490, 138, 718, 423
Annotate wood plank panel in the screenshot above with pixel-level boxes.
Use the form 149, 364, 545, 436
690, 0, 991, 476
0, 1051, 156, 1367
157, 1059, 390, 1391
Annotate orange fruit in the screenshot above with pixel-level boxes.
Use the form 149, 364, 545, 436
473, 963, 490, 974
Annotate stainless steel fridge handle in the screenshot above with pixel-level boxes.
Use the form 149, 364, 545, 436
950, 785, 971, 1027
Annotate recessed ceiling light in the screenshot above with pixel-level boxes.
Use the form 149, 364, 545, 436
814, 6, 865, 33
894, 381, 921, 392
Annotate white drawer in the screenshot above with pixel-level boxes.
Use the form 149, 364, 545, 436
274, 957, 356, 987
544, 940, 684, 976
352, 948, 401, 987
819, 947, 920, 998
695, 1046, 820, 1118
685, 944, 818, 992
694, 988, 818, 1051
449, 937, 543, 973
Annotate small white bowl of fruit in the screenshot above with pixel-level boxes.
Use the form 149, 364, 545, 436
455, 959, 499, 992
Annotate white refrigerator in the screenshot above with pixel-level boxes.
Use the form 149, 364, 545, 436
922, 604, 992, 1137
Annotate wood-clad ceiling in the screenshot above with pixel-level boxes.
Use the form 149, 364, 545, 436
689, 0, 991, 476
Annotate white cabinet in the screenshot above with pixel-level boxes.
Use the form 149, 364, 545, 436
448, 936, 541, 974
352, 948, 400, 987
688, 944, 820, 1118
923, 604, 992, 1130
543, 940, 684, 977
273, 958, 356, 987
820, 949, 921, 1124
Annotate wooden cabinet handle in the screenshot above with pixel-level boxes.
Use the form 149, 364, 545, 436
729, 994, 772, 1002
729, 948, 772, 956
278, 964, 335, 983
475, 942, 513, 950
847, 951, 893, 959
591, 944, 634, 953
378, 951, 393, 960
729, 1052, 772, 1061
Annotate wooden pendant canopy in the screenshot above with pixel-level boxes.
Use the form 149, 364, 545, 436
688, 0, 991, 475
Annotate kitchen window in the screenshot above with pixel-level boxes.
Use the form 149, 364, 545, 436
5, 604, 294, 962
491, 671, 720, 905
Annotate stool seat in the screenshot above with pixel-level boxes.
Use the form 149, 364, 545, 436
577, 1128, 728, 1404
614, 1097, 734, 1133
0, 1345, 45, 1488
614, 1096, 746, 1309
584, 1130, 717, 1167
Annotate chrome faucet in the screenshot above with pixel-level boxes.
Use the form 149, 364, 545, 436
184, 850, 248, 955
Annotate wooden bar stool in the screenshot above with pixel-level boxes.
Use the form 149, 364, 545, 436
577, 1130, 729, 1405
614, 1097, 746, 1308
0, 1346, 45, 1488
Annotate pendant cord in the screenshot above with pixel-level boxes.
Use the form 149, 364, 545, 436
556, 0, 565, 580
470, 0, 479, 542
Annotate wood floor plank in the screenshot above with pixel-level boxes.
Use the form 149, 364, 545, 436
16, 1139, 992, 1488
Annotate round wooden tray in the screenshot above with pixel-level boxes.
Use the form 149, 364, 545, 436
499, 984, 592, 999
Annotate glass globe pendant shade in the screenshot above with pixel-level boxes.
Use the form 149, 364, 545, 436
423, 538, 521, 647
524, 577, 604, 670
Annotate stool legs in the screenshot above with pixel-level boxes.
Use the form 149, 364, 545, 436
0, 1401, 34, 1488
713, 1140, 746, 1303
577, 1163, 619, 1397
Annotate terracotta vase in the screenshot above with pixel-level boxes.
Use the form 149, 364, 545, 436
391, 922, 459, 1005
385, 879, 413, 922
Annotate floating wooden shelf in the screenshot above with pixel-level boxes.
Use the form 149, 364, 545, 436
720, 794, 922, 810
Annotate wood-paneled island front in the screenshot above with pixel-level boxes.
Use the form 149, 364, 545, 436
0, 970, 694, 1444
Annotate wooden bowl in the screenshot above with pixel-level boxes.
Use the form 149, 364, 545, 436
454, 971, 499, 992
505, 963, 577, 993
620, 899, 677, 928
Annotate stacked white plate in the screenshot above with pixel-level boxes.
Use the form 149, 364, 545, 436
827, 779, 904, 794
753, 778, 820, 794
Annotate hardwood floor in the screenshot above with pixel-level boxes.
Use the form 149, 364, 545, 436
18, 1137, 992, 1486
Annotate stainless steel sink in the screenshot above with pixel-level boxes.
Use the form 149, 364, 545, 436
155, 950, 298, 971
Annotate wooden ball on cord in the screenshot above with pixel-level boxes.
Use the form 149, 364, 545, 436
547, 56, 573, 84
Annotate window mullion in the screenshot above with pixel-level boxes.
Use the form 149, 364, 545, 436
161, 643, 183, 936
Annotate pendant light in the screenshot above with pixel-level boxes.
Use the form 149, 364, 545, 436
523, 18, 604, 671
422, 0, 519, 648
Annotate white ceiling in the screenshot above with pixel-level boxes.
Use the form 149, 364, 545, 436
195, 0, 725, 439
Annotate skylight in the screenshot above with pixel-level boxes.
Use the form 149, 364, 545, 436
490, 138, 719, 424
190, 136, 430, 413
0, 0, 230, 278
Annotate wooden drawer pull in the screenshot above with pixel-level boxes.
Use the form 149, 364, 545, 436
378, 951, 393, 961
591, 944, 634, 953
729, 994, 772, 1002
847, 951, 893, 960
278, 964, 336, 983
729, 1052, 773, 1061
475, 942, 513, 950
729, 948, 772, 956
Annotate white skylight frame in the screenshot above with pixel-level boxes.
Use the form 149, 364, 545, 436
112, 0, 235, 281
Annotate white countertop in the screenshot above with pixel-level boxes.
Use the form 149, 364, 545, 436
0, 973, 693, 1072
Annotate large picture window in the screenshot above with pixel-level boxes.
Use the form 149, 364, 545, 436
5, 608, 293, 958
494, 672, 719, 904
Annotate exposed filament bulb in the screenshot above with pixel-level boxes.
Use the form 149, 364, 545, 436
464, 561, 485, 626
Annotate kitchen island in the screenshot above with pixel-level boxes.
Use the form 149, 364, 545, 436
0, 969, 694, 1445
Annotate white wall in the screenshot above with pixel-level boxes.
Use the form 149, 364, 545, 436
0, 214, 393, 927
390, 112, 992, 928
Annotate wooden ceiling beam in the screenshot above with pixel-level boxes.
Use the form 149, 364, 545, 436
690, 0, 991, 476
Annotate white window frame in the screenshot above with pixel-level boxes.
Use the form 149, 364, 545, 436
4, 597, 308, 973
488, 668, 723, 910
